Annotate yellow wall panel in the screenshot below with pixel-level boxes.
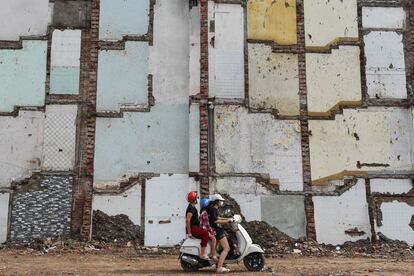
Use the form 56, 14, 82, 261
248, 0, 297, 45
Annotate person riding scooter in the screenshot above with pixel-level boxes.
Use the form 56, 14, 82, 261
199, 198, 218, 262
207, 194, 233, 273
185, 191, 210, 260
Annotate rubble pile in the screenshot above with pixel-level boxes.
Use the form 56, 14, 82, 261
92, 210, 143, 245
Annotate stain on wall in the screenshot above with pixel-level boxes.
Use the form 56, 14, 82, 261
375, 201, 414, 245
364, 31, 407, 99
94, 106, 190, 186
0, 41, 47, 112
97, 42, 149, 112
214, 105, 303, 191
145, 174, 199, 246
304, 0, 358, 47
99, 0, 149, 40
209, 3, 244, 99
0, 193, 10, 243
0, 0, 49, 40
50, 30, 82, 95
248, 43, 299, 115
0, 111, 44, 188
314, 180, 371, 245
93, 184, 142, 225
309, 108, 414, 183
247, 0, 297, 45
10, 175, 72, 242
306, 46, 362, 115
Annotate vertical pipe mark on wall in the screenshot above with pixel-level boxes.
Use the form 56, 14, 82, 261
140, 180, 146, 235
297, 0, 316, 240
200, 0, 209, 196
365, 178, 378, 243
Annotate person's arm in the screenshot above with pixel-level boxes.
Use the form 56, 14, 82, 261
186, 212, 193, 238
214, 218, 232, 225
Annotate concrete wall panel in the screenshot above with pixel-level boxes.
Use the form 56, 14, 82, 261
371, 179, 413, 195
99, 0, 149, 40
375, 202, 414, 245
97, 42, 149, 112
209, 4, 244, 99
307, 46, 362, 114
247, 0, 297, 45
145, 175, 199, 246
149, 0, 189, 104
93, 184, 142, 225
248, 43, 299, 115
314, 180, 371, 245
189, 6, 200, 96
94, 106, 189, 186
0, 193, 10, 243
261, 195, 306, 239
189, 104, 200, 172
362, 7, 406, 29
0, 41, 47, 112
304, 0, 358, 47
52, 0, 90, 28
50, 30, 81, 94
42, 105, 78, 171
365, 31, 407, 99
214, 106, 303, 191
0, 0, 49, 40
309, 108, 414, 182
0, 111, 44, 188
213, 177, 270, 195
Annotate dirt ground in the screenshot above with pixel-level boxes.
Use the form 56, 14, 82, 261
0, 249, 413, 275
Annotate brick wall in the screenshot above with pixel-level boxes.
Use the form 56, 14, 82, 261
70, 0, 99, 241
200, 0, 209, 196
296, 0, 316, 240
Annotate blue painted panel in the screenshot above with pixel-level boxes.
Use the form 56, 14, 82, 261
97, 42, 149, 112
50, 66, 80, 94
99, 0, 149, 40
94, 104, 189, 183
0, 41, 47, 112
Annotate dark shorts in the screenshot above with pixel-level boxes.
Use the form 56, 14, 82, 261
215, 227, 226, 241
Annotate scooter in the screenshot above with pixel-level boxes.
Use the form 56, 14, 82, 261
179, 214, 265, 272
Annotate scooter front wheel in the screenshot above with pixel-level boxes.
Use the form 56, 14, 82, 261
243, 252, 265, 271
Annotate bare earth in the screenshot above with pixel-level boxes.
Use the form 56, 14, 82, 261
0, 249, 413, 275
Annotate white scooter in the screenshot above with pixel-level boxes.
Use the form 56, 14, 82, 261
179, 214, 265, 272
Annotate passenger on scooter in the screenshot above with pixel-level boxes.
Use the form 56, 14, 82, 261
199, 198, 218, 262
207, 194, 233, 273
185, 191, 210, 261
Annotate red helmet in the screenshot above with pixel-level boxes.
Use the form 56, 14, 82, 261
187, 191, 198, 203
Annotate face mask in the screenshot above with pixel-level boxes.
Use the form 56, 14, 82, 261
219, 201, 224, 207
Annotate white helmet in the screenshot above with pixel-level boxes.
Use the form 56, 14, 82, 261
209, 194, 225, 202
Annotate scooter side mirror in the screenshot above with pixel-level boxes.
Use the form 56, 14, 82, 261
223, 209, 231, 217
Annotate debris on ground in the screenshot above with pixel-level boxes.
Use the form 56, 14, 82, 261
92, 210, 143, 245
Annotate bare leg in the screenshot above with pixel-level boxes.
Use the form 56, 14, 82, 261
200, 246, 208, 259
209, 234, 218, 261
217, 237, 230, 271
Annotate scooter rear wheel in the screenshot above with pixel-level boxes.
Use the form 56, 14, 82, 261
243, 252, 265, 271
180, 257, 199, 272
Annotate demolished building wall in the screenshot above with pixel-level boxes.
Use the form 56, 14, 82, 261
0, 0, 413, 247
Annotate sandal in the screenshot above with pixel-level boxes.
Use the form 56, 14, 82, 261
217, 267, 230, 273
211, 256, 219, 263
199, 255, 210, 261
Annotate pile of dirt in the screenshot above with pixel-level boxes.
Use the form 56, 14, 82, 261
242, 221, 294, 250
92, 210, 143, 245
